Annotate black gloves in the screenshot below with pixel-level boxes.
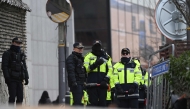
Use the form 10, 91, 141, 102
100, 77, 109, 88
128, 85, 135, 94
96, 58, 105, 65
89, 58, 105, 70
5, 77, 11, 85
100, 81, 108, 88
25, 79, 29, 85
115, 84, 125, 94
139, 84, 147, 91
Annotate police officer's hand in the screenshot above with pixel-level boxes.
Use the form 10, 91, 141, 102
117, 88, 125, 94
94, 58, 105, 66
139, 84, 146, 90
5, 77, 11, 85
128, 85, 135, 94
100, 81, 108, 89
89, 58, 105, 70
25, 79, 29, 85
115, 84, 125, 94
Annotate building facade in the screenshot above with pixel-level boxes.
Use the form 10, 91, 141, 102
0, 0, 30, 105
0, 0, 162, 106
0, 0, 74, 106
25, 0, 74, 105
71, 0, 163, 67
110, 0, 163, 67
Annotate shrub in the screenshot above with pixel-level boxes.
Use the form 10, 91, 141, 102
165, 51, 190, 96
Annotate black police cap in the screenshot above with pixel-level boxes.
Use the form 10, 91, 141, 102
121, 48, 130, 54
12, 37, 22, 44
73, 42, 84, 48
93, 40, 102, 46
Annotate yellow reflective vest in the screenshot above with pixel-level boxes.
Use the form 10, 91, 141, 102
84, 52, 113, 82
70, 90, 88, 106
113, 59, 142, 84
140, 71, 148, 86
113, 58, 142, 98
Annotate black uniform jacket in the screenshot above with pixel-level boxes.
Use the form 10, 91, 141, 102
66, 51, 86, 87
1, 49, 29, 82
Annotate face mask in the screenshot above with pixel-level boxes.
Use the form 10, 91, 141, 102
121, 57, 130, 64
10, 45, 20, 53
92, 44, 102, 56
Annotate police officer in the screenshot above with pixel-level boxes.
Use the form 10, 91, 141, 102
66, 42, 86, 106
113, 48, 142, 108
106, 91, 111, 106
139, 67, 148, 109
1, 37, 29, 105
84, 40, 113, 107
107, 72, 115, 106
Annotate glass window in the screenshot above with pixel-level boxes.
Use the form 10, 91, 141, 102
118, 0, 125, 32
110, 0, 118, 30
132, 0, 138, 5
131, 16, 138, 32
131, 3, 138, 34
138, 0, 144, 7
144, 0, 149, 8
125, 1, 132, 32
110, 8, 118, 30
149, 18, 156, 34
111, 30, 119, 62
132, 34, 140, 57
70, 0, 111, 55
118, 31, 126, 51
124, 0, 131, 2
125, 33, 133, 53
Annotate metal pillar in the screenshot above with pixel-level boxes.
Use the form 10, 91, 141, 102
187, 0, 190, 41
58, 23, 65, 104
187, 28, 190, 41
58, 22, 69, 104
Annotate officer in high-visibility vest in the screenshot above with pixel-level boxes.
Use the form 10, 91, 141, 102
84, 40, 113, 107
139, 67, 148, 109
105, 71, 117, 107
106, 91, 112, 106
105, 67, 115, 106
113, 48, 142, 108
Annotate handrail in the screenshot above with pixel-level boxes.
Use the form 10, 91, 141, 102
146, 44, 175, 109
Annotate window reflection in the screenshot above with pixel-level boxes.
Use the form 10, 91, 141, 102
70, 0, 111, 55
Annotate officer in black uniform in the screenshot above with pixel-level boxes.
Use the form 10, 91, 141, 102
66, 42, 86, 106
1, 37, 29, 105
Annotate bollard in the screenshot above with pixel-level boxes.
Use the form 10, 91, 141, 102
65, 91, 70, 105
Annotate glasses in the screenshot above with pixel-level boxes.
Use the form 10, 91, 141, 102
122, 52, 128, 55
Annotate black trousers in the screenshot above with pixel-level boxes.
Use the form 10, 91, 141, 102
87, 87, 107, 107
7, 81, 23, 104
118, 98, 139, 108
139, 89, 146, 109
70, 85, 83, 106
106, 100, 111, 106
139, 101, 145, 109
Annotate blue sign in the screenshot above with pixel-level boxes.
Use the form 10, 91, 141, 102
152, 60, 170, 77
